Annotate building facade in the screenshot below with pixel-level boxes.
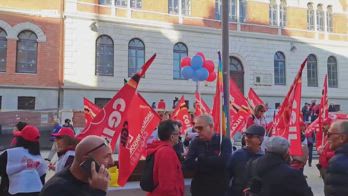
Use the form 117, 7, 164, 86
0, 0, 347, 129
0, 0, 64, 129
63, 0, 348, 113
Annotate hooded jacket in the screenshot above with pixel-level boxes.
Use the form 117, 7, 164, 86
146, 140, 184, 196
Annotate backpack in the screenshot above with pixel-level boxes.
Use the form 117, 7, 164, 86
140, 146, 165, 192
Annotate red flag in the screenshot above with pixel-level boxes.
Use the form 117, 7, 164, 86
316, 75, 328, 150
305, 112, 348, 135
247, 88, 264, 110
76, 54, 157, 151
194, 91, 211, 116
272, 59, 307, 156
230, 110, 250, 138
117, 93, 161, 186
83, 98, 101, 127
229, 79, 251, 138
172, 96, 192, 134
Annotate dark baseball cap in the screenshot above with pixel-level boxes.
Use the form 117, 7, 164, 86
245, 125, 266, 137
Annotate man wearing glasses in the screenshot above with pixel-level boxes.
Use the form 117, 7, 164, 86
40, 135, 114, 196
324, 120, 348, 196
183, 114, 232, 196
227, 125, 265, 196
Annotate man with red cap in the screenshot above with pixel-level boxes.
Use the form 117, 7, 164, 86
0, 125, 47, 196
48, 127, 77, 173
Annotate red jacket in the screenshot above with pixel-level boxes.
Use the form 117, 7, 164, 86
146, 141, 184, 196
318, 142, 335, 169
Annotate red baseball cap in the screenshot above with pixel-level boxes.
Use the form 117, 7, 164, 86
13, 125, 40, 142
52, 127, 75, 138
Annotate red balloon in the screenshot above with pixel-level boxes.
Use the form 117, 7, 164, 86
203, 60, 215, 73
206, 71, 217, 82
180, 57, 191, 68
196, 52, 206, 62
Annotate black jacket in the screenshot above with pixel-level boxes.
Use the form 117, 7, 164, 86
227, 147, 263, 196
40, 168, 105, 196
248, 152, 313, 196
183, 134, 232, 196
325, 143, 348, 196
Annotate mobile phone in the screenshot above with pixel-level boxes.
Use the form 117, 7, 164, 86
79, 158, 100, 177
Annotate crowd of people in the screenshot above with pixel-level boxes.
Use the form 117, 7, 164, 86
1, 104, 348, 196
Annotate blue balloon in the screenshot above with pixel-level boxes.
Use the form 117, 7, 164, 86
196, 68, 209, 81
191, 55, 203, 70
181, 66, 194, 79
192, 71, 199, 81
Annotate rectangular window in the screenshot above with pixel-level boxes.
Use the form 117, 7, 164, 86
130, 0, 142, 9
99, 0, 112, 5
95, 98, 111, 108
169, 0, 191, 16
307, 10, 315, 30
18, 96, 35, 110
327, 13, 333, 32
115, 0, 127, 6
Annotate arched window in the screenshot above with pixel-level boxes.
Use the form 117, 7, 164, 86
16, 30, 38, 73
173, 42, 188, 79
269, 0, 277, 26
307, 54, 318, 87
317, 4, 324, 31
0, 28, 7, 72
96, 35, 114, 76
327, 56, 338, 88
327, 5, 333, 32
274, 51, 286, 85
128, 38, 145, 77
307, 3, 315, 30
280, 0, 287, 27
229, 56, 244, 93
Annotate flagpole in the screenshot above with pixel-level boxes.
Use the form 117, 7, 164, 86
222, 0, 231, 138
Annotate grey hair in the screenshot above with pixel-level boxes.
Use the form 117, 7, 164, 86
196, 114, 214, 126
265, 136, 289, 156
335, 120, 348, 135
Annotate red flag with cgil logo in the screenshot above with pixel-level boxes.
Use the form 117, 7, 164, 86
194, 91, 211, 116
272, 59, 307, 156
229, 79, 251, 138
83, 97, 101, 127
117, 93, 161, 186
172, 96, 192, 134
316, 75, 328, 151
76, 54, 157, 151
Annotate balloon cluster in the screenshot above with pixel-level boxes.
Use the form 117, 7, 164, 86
180, 52, 217, 82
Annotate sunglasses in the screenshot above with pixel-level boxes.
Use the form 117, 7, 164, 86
85, 138, 110, 155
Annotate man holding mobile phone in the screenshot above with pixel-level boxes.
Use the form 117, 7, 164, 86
40, 135, 114, 196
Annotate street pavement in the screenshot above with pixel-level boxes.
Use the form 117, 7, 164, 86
304, 159, 325, 196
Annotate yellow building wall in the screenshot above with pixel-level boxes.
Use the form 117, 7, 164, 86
0, 0, 62, 11
246, 1, 269, 25
286, 7, 307, 29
